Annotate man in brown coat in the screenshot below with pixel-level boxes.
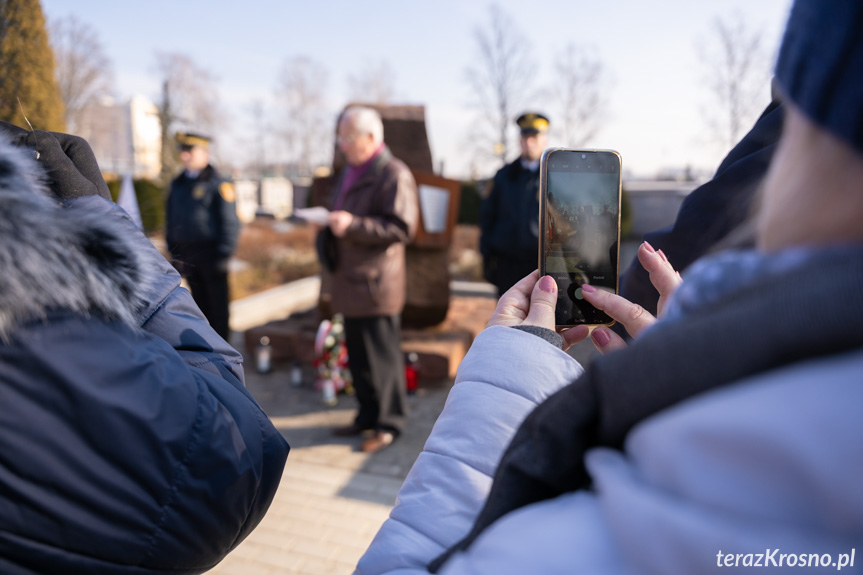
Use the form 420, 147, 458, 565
320, 106, 419, 453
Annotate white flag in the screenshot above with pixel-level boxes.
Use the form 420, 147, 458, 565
117, 173, 143, 229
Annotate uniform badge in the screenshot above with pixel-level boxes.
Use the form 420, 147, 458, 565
219, 182, 236, 203
192, 184, 207, 200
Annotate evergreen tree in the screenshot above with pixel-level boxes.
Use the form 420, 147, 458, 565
0, 0, 66, 131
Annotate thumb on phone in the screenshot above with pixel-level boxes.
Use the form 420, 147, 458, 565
523, 275, 558, 331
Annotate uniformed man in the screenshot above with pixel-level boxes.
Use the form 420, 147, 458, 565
479, 112, 549, 296
166, 132, 240, 339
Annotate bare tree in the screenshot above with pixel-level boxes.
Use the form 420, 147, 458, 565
49, 14, 114, 133
274, 55, 331, 176
551, 44, 608, 147
465, 3, 538, 167
347, 60, 397, 105
700, 13, 773, 151
154, 52, 221, 185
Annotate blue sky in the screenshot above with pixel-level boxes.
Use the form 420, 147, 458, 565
41, 0, 793, 179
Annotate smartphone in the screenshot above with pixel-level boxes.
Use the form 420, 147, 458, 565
539, 148, 622, 327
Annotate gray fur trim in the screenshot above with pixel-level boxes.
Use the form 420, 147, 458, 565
0, 137, 156, 340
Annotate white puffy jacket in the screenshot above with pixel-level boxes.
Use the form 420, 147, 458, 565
358, 322, 863, 573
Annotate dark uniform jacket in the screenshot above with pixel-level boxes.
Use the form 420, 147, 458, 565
479, 158, 541, 294
166, 164, 240, 266
0, 141, 289, 574
318, 146, 419, 318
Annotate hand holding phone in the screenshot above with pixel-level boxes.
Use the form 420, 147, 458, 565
582, 241, 683, 354
539, 148, 622, 327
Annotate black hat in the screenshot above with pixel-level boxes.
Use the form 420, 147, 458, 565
516, 112, 550, 135
176, 132, 211, 151
775, 0, 863, 152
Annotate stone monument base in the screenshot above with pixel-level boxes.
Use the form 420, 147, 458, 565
243, 293, 496, 385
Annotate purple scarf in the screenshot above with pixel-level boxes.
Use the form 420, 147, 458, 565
333, 143, 385, 210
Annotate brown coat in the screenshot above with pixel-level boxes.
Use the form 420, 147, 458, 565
319, 147, 418, 318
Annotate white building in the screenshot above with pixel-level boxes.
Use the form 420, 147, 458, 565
77, 95, 162, 180
234, 180, 259, 223
128, 96, 162, 180
234, 177, 294, 223
260, 177, 293, 219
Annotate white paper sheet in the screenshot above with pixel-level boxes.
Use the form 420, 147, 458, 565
293, 206, 331, 226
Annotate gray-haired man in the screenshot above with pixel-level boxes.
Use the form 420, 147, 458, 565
319, 106, 419, 453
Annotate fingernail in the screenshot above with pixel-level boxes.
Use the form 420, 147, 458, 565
581, 283, 596, 294
539, 275, 556, 293
592, 328, 611, 347
642, 241, 656, 254
657, 248, 668, 263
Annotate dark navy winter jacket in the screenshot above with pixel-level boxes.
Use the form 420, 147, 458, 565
0, 142, 290, 574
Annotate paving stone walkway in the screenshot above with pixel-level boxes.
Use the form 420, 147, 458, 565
207, 270, 609, 574
206, 330, 454, 575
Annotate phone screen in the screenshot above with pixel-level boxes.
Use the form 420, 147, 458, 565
539, 149, 622, 326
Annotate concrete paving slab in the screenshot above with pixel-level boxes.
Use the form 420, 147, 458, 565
207, 275, 615, 574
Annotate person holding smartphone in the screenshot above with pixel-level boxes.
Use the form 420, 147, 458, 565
355, 0, 863, 572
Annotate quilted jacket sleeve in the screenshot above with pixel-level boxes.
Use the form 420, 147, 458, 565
0, 197, 289, 574
82, 195, 247, 386
83, 195, 290, 563
356, 326, 584, 574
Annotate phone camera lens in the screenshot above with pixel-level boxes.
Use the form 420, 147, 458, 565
581, 153, 587, 159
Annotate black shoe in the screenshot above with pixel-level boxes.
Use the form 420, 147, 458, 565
332, 423, 373, 437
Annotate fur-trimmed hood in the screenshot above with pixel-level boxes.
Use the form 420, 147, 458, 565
0, 136, 156, 339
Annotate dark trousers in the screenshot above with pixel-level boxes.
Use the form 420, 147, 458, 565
185, 260, 231, 340
344, 315, 407, 435
491, 255, 538, 298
